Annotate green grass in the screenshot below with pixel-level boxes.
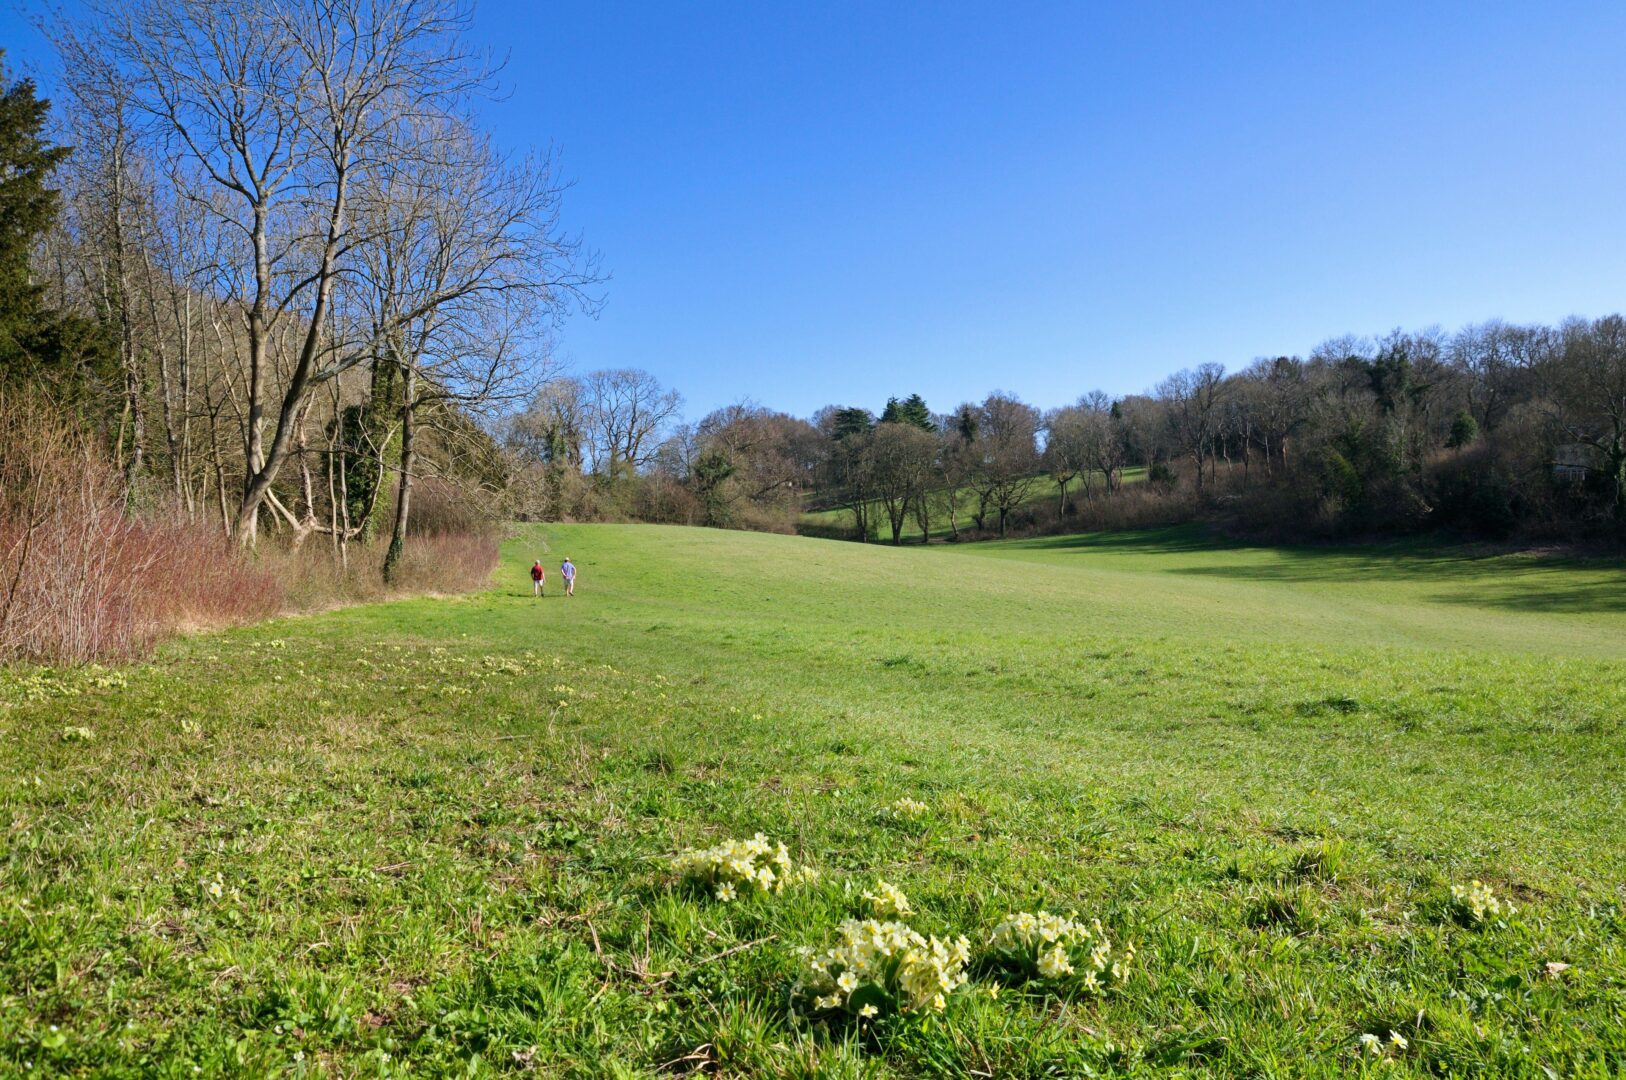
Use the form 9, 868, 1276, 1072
799, 466, 1147, 543
4, 523, 1626, 1076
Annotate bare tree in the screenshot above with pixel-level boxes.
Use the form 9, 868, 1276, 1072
46, 30, 148, 483
1546, 316, 1626, 520
1158, 363, 1226, 490
1239, 357, 1314, 475
934, 407, 977, 540
870, 421, 937, 544
1042, 405, 1092, 515
1077, 393, 1126, 495
87, 0, 503, 543
336, 116, 583, 578
584, 369, 683, 480
686, 404, 820, 528
970, 392, 1040, 536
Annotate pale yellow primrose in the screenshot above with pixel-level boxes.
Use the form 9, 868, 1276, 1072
670, 833, 817, 901
794, 918, 971, 1016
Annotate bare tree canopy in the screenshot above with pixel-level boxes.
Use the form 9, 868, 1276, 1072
584, 368, 683, 479
64, 0, 598, 544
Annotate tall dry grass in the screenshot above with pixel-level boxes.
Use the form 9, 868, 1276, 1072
258, 530, 498, 611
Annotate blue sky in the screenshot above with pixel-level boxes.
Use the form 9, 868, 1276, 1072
6, 2, 1626, 421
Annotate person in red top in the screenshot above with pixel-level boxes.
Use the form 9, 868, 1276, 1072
530, 560, 546, 597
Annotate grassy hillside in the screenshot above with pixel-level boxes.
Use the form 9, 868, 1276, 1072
3, 524, 1625, 1076
799, 466, 1147, 542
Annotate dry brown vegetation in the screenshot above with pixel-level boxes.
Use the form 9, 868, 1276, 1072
0, 392, 496, 664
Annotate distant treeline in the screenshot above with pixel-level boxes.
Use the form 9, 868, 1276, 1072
500, 321, 1626, 546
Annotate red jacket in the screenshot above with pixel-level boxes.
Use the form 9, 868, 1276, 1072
530, 563, 545, 581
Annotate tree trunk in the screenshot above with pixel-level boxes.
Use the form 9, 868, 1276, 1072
1610, 431, 1626, 524
382, 362, 417, 583
351, 356, 399, 542
109, 140, 144, 489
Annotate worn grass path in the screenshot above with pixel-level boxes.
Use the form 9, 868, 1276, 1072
3, 523, 1625, 1077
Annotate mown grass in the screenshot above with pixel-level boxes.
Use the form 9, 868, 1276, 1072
3, 523, 1626, 1077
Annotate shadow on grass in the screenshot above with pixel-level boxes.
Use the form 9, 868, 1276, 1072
995, 526, 1626, 615
1169, 548, 1626, 614
985, 525, 1236, 556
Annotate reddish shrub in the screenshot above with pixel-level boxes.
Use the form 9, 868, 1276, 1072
0, 393, 281, 663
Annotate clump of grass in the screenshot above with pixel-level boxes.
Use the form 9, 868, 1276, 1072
1245, 884, 1323, 932
1287, 838, 1348, 881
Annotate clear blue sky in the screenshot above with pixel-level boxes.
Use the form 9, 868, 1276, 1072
6, 2, 1626, 421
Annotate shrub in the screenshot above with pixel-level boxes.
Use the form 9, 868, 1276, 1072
0, 392, 281, 663
0, 390, 500, 663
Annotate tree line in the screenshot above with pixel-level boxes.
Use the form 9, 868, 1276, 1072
499, 321, 1626, 546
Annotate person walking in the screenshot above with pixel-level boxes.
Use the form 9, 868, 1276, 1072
530, 560, 546, 597
560, 557, 576, 597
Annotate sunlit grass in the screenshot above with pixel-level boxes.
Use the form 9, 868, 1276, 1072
3, 523, 1624, 1076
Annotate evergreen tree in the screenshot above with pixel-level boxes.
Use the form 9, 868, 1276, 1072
830, 406, 875, 442
0, 62, 108, 392
1447, 408, 1479, 448
880, 393, 935, 431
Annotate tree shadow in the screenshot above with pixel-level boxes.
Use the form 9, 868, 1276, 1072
995, 526, 1626, 616
991, 525, 1239, 556
1168, 549, 1626, 614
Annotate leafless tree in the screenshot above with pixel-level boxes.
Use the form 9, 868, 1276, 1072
969, 392, 1040, 536
46, 29, 148, 483
1238, 357, 1314, 475
1077, 393, 1126, 494
1158, 362, 1226, 490
1545, 316, 1626, 519
335, 116, 584, 578
870, 421, 937, 544
934, 408, 978, 540
1042, 405, 1092, 514
584, 368, 683, 480
85, 0, 508, 543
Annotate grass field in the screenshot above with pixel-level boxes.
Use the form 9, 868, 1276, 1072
4, 523, 1626, 1077
799, 467, 1148, 543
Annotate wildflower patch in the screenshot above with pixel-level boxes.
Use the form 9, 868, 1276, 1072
1450, 880, 1513, 927
793, 919, 971, 1022
886, 797, 930, 820
670, 833, 816, 902
861, 880, 913, 918
986, 910, 1134, 994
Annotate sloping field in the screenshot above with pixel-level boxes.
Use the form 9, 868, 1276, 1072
3, 524, 1625, 1076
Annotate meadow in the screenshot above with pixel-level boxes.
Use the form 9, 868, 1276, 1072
3, 523, 1626, 1077
798, 467, 1149, 543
